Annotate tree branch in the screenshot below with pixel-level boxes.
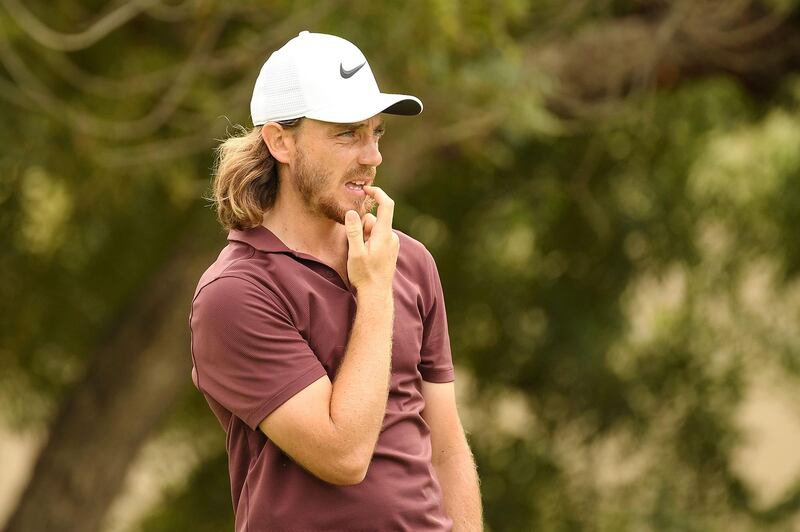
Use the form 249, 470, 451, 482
0, 0, 163, 51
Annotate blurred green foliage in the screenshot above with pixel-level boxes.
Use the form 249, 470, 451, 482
2, 1, 800, 531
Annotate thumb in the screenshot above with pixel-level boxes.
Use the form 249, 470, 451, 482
345, 210, 365, 254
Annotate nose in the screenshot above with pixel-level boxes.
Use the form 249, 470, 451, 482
358, 138, 382, 168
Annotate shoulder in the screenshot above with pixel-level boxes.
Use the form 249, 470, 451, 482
192, 274, 277, 316
190, 235, 297, 325
392, 229, 443, 303
393, 228, 435, 270
193, 241, 282, 302
190, 275, 300, 347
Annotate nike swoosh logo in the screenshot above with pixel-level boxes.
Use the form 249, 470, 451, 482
340, 61, 366, 79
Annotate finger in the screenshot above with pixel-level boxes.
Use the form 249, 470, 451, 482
362, 213, 377, 241
361, 185, 394, 236
344, 210, 365, 256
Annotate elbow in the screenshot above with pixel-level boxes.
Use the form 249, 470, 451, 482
328, 469, 367, 486
325, 450, 370, 486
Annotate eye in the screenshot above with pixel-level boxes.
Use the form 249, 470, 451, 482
338, 130, 355, 137
374, 128, 385, 139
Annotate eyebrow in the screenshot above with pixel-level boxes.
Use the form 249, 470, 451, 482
332, 120, 385, 131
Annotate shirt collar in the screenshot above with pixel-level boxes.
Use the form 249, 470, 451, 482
227, 224, 293, 254
228, 225, 349, 290
227, 225, 342, 279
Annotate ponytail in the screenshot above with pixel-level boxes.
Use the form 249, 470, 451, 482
209, 119, 300, 230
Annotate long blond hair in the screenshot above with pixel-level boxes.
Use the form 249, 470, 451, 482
209, 119, 300, 231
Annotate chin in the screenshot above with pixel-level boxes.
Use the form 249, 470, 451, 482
321, 195, 374, 225
318, 199, 354, 225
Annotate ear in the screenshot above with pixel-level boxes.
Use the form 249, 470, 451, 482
261, 122, 296, 164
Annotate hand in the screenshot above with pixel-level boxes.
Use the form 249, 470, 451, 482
361, 212, 377, 242
344, 185, 400, 296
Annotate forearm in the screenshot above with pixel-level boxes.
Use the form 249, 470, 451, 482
434, 446, 483, 532
329, 288, 394, 460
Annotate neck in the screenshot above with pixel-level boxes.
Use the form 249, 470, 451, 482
260, 181, 348, 263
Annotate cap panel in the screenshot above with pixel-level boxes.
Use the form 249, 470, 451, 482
250, 47, 308, 125
294, 32, 380, 114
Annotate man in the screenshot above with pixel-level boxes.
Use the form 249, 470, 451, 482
189, 31, 482, 531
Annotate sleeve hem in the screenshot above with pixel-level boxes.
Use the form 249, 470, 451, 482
245, 364, 329, 431
420, 367, 455, 383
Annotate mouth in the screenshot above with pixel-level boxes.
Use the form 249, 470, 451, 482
344, 179, 372, 196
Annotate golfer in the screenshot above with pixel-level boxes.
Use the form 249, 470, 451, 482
189, 31, 482, 531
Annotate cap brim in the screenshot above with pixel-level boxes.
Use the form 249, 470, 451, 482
304, 92, 422, 123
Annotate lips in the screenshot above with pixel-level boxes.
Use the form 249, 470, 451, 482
344, 179, 372, 187
344, 179, 371, 196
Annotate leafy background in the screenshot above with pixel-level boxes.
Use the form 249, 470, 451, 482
1, 1, 800, 530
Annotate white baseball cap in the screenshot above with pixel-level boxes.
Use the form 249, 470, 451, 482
250, 31, 423, 126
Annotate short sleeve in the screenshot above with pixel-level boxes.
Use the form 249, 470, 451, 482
418, 248, 456, 383
190, 276, 328, 431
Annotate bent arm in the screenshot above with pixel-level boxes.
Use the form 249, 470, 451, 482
259, 288, 394, 485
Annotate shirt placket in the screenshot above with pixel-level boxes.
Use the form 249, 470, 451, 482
289, 252, 356, 296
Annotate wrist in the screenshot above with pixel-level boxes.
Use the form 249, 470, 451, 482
355, 286, 393, 304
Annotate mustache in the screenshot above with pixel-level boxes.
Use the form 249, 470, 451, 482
343, 167, 376, 182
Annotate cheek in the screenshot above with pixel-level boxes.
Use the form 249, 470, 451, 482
300, 142, 356, 185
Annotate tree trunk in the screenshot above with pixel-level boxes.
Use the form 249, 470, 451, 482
3, 214, 222, 532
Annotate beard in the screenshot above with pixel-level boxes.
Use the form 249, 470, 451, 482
292, 149, 378, 225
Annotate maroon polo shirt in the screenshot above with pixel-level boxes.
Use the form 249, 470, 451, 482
189, 223, 456, 531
